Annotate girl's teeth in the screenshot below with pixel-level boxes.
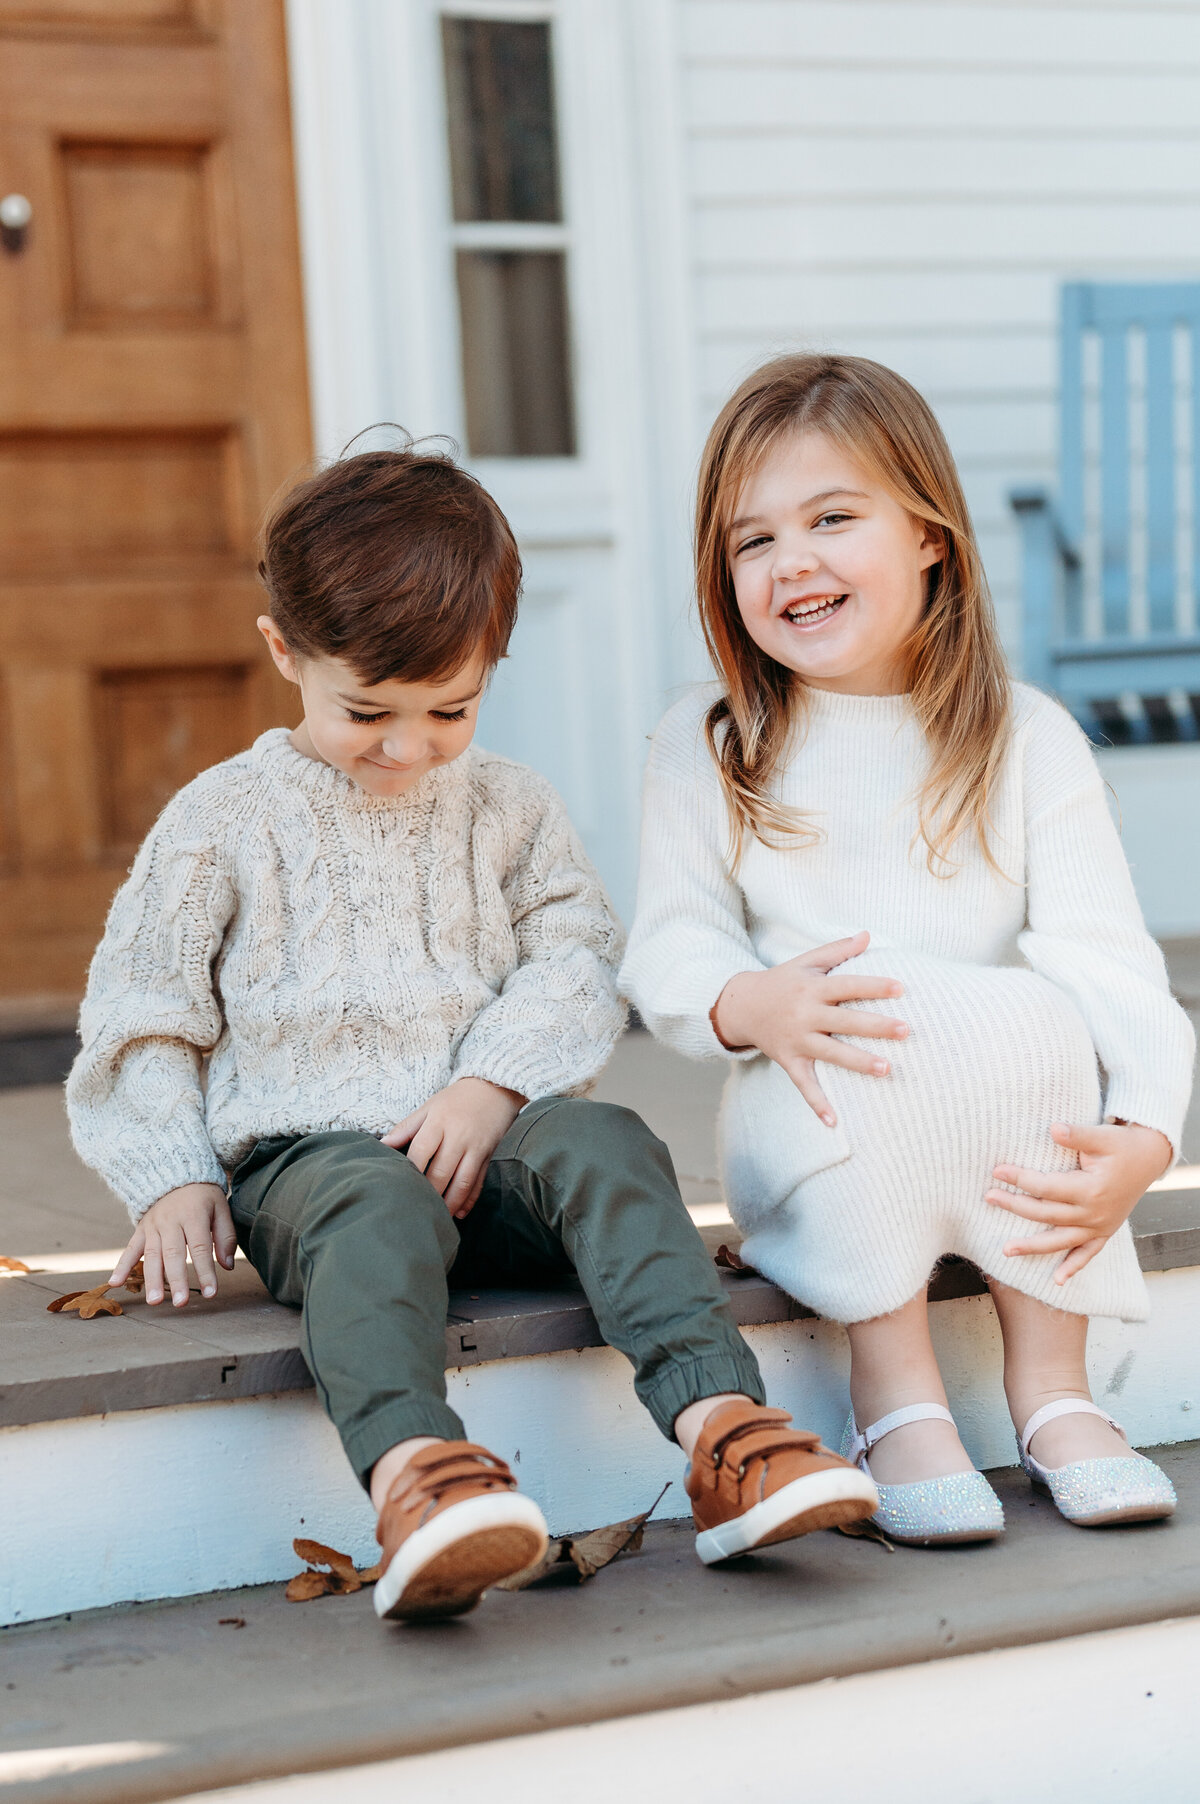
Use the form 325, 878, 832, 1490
786, 596, 845, 622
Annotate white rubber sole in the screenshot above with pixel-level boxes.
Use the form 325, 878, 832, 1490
374, 1491, 549, 1621
694, 1466, 880, 1565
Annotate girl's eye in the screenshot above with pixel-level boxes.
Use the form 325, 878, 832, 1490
736, 534, 772, 555
346, 709, 388, 725
816, 511, 852, 527
431, 708, 468, 723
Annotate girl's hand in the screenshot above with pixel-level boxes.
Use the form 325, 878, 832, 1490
382, 1077, 526, 1219
110, 1182, 237, 1308
712, 930, 907, 1126
987, 1121, 1172, 1282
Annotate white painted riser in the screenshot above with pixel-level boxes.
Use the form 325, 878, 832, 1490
4, 1268, 1198, 1628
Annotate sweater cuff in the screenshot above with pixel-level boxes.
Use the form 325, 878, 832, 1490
1102, 1078, 1187, 1167
453, 1000, 627, 1104
639, 959, 767, 1063
110, 1144, 228, 1224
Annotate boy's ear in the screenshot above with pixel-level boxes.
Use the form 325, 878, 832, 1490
257, 616, 301, 685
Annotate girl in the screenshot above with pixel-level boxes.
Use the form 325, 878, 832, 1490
621, 354, 1194, 1544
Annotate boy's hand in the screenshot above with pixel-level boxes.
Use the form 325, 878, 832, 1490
987, 1121, 1172, 1282
712, 930, 907, 1127
382, 1077, 526, 1219
110, 1182, 237, 1308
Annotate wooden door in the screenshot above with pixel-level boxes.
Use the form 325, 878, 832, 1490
0, 0, 309, 1007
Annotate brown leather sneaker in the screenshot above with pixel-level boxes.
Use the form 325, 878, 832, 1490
373, 1441, 549, 1621
686, 1401, 879, 1564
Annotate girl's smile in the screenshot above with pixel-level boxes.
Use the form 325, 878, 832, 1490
729, 430, 942, 696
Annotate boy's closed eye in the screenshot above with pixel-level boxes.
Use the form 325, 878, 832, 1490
344, 707, 469, 725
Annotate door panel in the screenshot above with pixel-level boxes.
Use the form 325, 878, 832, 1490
0, 0, 309, 1001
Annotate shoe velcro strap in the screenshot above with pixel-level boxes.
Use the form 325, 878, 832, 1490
1019, 1398, 1123, 1457
711, 1421, 823, 1474
386, 1445, 516, 1513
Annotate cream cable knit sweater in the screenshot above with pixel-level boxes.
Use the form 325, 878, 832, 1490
621, 683, 1195, 1324
68, 731, 626, 1220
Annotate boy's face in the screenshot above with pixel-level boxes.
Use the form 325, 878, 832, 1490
258, 619, 487, 798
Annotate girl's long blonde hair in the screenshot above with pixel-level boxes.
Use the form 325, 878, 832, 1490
696, 353, 1012, 873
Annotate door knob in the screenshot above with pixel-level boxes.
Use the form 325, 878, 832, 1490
0, 193, 32, 252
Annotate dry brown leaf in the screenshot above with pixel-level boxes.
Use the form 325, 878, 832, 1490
218, 1617, 246, 1628
714, 1243, 756, 1275
47, 1284, 124, 1319
494, 1481, 671, 1592
568, 1515, 647, 1580
293, 1538, 361, 1582
491, 1540, 569, 1591
836, 1516, 895, 1550
123, 1260, 145, 1295
284, 1537, 379, 1601
0, 1257, 31, 1276
285, 1571, 332, 1602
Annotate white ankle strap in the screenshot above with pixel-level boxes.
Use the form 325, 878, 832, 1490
1020, 1398, 1125, 1457
849, 1402, 955, 1465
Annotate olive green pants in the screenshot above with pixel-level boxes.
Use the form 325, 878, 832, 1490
229, 1096, 765, 1487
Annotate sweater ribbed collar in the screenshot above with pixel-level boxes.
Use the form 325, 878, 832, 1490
251, 727, 466, 813
798, 685, 914, 726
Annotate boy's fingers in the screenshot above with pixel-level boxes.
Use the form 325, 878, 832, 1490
214, 1195, 238, 1268
404, 1118, 445, 1179
1055, 1237, 1107, 1282
794, 931, 870, 974
186, 1229, 218, 1299
109, 1228, 146, 1288
783, 1058, 836, 1127
446, 1154, 484, 1218
142, 1240, 165, 1305
162, 1234, 191, 1308
818, 1005, 907, 1039
382, 1108, 426, 1150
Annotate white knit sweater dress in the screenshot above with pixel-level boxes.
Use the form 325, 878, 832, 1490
620, 683, 1194, 1325
68, 730, 626, 1221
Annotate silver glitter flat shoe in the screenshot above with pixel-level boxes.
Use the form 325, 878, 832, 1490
1018, 1399, 1176, 1527
842, 1403, 1005, 1547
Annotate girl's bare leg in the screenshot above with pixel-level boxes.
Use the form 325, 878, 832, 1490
988, 1280, 1133, 1465
846, 1292, 976, 1483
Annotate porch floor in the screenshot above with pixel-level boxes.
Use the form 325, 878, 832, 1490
2, 1439, 1198, 1804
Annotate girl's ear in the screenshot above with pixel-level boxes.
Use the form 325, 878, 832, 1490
916, 521, 945, 572
257, 616, 301, 685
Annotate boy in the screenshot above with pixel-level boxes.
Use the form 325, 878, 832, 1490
67, 447, 876, 1621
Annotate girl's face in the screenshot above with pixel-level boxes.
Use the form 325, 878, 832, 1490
258, 618, 486, 797
727, 429, 942, 695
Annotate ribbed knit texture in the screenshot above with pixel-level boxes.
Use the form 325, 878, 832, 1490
68, 731, 626, 1221
621, 682, 1195, 1325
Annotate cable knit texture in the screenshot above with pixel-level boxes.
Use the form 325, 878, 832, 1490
68, 731, 626, 1221
620, 682, 1195, 1325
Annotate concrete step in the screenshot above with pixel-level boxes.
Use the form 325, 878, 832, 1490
2, 1441, 1199, 1804
3, 1183, 1199, 1627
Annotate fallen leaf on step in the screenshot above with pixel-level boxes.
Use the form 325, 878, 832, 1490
123, 1261, 145, 1295
284, 1538, 381, 1601
493, 1481, 672, 1591
47, 1284, 123, 1319
285, 1570, 333, 1602
491, 1540, 568, 1591
714, 1243, 757, 1276
0, 1257, 31, 1276
836, 1516, 895, 1550
218, 1617, 246, 1628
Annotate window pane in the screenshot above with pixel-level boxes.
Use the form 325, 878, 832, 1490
442, 18, 561, 224
457, 250, 575, 457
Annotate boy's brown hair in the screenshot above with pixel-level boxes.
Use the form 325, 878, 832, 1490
259, 443, 521, 684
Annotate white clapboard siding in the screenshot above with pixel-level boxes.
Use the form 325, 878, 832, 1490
678, 0, 1200, 665
682, 1, 1200, 65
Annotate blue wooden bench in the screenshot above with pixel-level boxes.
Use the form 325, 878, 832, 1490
1011, 282, 1200, 743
